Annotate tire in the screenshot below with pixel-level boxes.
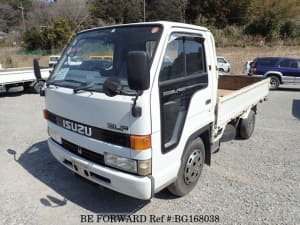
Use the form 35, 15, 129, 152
219, 68, 224, 72
239, 110, 255, 139
33, 83, 42, 94
33, 80, 45, 94
168, 138, 205, 197
7, 85, 24, 93
269, 76, 280, 90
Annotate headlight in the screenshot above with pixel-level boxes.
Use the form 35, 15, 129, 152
137, 159, 151, 176
48, 127, 62, 144
104, 153, 137, 174
104, 153, 152, 176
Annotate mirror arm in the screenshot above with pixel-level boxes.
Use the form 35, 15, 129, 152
131, 91, 142, 117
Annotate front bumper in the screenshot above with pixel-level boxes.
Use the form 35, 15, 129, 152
48, 138, 152, 200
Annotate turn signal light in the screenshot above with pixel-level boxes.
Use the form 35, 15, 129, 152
43, 109, 49, 120
130, 135, 151, 151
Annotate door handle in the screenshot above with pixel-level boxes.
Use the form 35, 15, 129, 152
205, 99, 211, 105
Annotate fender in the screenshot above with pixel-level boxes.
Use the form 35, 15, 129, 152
264, 71, 283, 82
182, 123, 213, 166
240, 105, 257, 119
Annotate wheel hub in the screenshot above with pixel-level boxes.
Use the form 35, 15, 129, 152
270, 78, 278, 89
184, 149, 203, 185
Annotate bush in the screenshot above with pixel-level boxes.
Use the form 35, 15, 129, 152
22, 18, 72, 50
245, 11, 280, 41
22, 28, 44, 50
280, 21, 299, 38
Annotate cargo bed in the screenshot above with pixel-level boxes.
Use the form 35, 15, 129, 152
0, 67, 50, 85
216, 75, 269, 129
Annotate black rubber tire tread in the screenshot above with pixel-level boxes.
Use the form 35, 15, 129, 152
239, 110, 256, 139
269, 75, 280, 90
167, 138, 205, 197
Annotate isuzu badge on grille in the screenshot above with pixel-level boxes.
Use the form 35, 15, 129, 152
62, 120, 92, 137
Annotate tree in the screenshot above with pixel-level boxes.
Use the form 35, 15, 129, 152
22, 18, 72, 50
147, 0, 187, 22
27, 0, 90, 29
89, 0, 147, 24
245, 11, 281, 40
186, 0, 250, 28
124, 0, 143, 23
51, 0, 90, 28
247, 0, 300, 20
0, 2, 19, 32
89, 0, 126, 23
45, 18, 72, 49
22, 27, 44, 50
1, 0, 32, 10
280, 20, 299, 38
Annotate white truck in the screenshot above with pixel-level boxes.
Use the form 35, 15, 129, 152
38, 22, 269, 200
0, 66, 50, 93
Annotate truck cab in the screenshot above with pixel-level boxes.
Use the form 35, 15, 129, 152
43, 22, 269, 199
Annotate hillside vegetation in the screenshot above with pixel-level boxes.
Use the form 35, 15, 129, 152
0, 0, 299, 69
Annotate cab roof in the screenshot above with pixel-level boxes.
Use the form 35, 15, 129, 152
79, 21, 209, 34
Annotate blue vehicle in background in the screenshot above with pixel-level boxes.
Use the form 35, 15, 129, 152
249, 57, 300, 89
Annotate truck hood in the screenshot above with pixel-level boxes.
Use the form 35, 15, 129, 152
45, 87, 140, 135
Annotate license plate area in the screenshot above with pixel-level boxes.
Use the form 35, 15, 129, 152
72, 159, 90, 177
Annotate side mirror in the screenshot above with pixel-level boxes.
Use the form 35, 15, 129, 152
127, 51, 150, 91
33, 58, 42, 80
33, 58, 45, 96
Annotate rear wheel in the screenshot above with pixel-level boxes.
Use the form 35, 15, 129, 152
168, 138, 205, 196
269, 76, 280, 90
239, 110, 256, 139
7, 85, 24, 93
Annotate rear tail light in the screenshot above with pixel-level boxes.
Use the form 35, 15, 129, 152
252, 68, 257, 74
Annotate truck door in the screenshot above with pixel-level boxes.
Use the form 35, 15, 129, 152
158, 33, 211, 153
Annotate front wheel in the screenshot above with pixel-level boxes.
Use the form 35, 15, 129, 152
269, 76, 280, 90
168, 138, 205, 197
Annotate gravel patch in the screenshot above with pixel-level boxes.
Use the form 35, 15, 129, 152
0, 85, 299, 225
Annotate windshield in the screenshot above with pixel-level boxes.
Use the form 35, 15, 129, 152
48, 25, 163, 93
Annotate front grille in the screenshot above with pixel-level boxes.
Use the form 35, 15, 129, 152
48, 112, 57, 123
62, 139, 105, 166
47, 111, 131, 148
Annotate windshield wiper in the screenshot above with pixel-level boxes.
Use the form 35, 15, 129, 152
73, 82, 102, 93
47, 79, 87, 86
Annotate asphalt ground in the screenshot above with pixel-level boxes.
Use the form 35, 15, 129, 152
0, 84, 299, 225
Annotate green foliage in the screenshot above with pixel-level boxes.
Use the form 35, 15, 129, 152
46, 18, 72, 49
22, 18, 72, 51
280, 21, 299, 39
245, 11, 281, 41
123, 0, 143, 23
147, 0, 187, 22
247, 0, 300, 20
22, 27, 44, 50
89, 0, 187, 23
186, 0, 250, 28
2, 0, 299, 49
89, 0, 126, 23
